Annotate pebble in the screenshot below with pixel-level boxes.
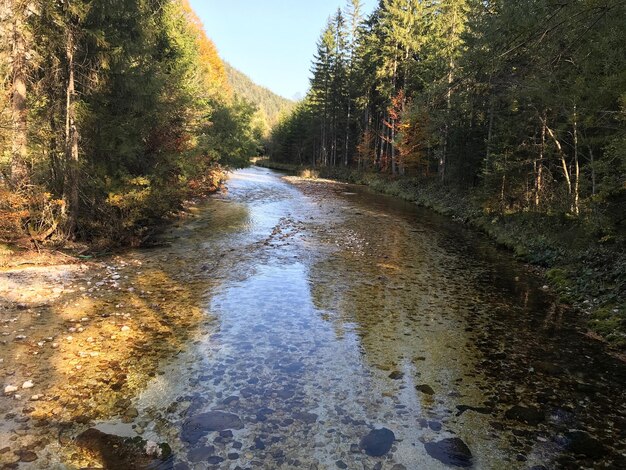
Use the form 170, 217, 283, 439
18, 450, 38, 462
145, 440, 161, 458
22, 381, 34, 389
564, 430, 605, 458
181, 411, 244, 444
504, 405, 544, 425
416, 384, 435, 395
4, 385, 18, 394
424, 437, 473, 467
359, 428, 395, 457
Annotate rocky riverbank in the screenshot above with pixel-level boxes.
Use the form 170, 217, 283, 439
0, 217, 215, 468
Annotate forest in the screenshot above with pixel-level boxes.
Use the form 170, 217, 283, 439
0, 0, 264, 245
224, 62, 295, 136
268, 0, 625, 344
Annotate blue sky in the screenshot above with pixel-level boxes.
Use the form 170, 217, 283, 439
189, 0, 376, 100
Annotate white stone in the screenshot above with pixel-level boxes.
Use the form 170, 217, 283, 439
22, 381, 34, 389
4, 385, 18, 394
145, 440, 161, 458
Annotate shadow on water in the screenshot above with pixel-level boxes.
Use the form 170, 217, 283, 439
307, 179, 626, 468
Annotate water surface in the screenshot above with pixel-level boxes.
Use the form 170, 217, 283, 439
4, 167, 625, 469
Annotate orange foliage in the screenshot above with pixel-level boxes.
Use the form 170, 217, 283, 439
180, 0, 231, 99
0, 186, 66, 242
0, 187, 28, 240
357, 129, 377, 167
397, 102, 431, 176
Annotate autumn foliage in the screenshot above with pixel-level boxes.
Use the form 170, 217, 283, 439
0, 0, 260, 246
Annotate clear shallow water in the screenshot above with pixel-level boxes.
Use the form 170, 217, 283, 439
7, 167, 625, 469
122, 167, 625, 469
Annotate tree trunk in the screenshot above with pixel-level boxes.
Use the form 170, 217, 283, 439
535, 113, 546, 208
485, 98, 494, 165
391, 116, 397, 176
440, 6, 458, 184
65, 28, 80, 234
377, 116, 384, 170
440, 62, 453, 183
344, 98, 350, 167
589, 148, 596, 196
573, 105, 580, 215
544, 120, 572, 196
10, 1, 28, 186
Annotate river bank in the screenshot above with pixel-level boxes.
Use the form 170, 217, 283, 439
2, 167, 626, 468
255, 159, 625, 351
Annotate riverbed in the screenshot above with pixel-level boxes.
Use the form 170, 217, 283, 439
1, 167, 625, 469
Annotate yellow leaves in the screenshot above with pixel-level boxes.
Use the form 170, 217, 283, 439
106, 178, 152, 213
127, 176, 150, 187
178, 0, 231, 100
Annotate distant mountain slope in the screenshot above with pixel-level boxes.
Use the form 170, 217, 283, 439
224, 63, 295, 130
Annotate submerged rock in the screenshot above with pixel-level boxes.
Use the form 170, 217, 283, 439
17, 450, 38, 462
293, 411, 318, 424
416, 384, 435, 395
424, 437, 473, 468
76, 428, 172, 469
535, 361, 564, 376
456, 404, 494, 416
428, 420, 442, 431
504, 405, 544, 426
359, 428, 395, 457
564, 431, 605, 458
181, 411, 243, 444
187, 445, 215, 463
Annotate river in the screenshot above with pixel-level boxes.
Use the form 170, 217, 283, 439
1, 166, 625, 469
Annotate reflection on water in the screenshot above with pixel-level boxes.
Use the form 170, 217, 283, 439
7, 166, 625, 469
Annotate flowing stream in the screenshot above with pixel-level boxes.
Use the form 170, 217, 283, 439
2, 167, 625, 469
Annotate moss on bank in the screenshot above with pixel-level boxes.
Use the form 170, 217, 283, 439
256, 159, 625, 350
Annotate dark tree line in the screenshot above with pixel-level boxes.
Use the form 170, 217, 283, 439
0, 0, 261, 244
269, 0, 625, 230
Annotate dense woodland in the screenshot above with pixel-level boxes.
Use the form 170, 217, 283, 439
269, 0, 625, 234
225, 62, 295, 136
0, 0, 262, 244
